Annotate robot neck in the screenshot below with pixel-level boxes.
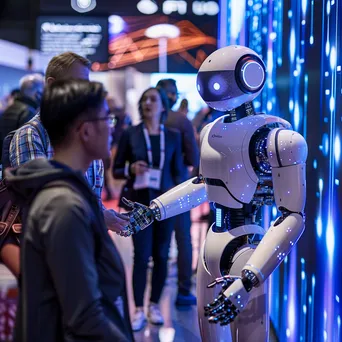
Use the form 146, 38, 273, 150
224, 101, 256, 123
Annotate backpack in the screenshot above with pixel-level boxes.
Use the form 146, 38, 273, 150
0, 118, 48, 250
0, 179, 21, 249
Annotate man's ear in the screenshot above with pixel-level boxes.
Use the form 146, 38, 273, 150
78, 122, 92, 143
46, 77, 55, 86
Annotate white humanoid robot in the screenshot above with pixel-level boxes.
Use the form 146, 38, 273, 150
124, 45, 308, 342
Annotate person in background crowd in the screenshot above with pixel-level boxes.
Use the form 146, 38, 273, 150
103, 96, 131, 201
178, 98, 189, 116
4, 88, 20, 109
156, 78, 200, 306
7, 88, 21, 107
0, 52, 129, 278
113, 87, 184, 331
0, 88, 20, 116
6, 79, 134, 342
0, 74, 44, 163
107, 97, 132, 147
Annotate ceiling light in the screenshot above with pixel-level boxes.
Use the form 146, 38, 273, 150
71, 0, 96, 13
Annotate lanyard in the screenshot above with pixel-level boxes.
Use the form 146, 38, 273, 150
142, 124, 165, 170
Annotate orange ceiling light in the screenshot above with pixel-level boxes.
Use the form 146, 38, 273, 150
92, 19, 216, 71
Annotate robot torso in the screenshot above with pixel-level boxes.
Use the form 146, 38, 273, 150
200, 114, 291, 209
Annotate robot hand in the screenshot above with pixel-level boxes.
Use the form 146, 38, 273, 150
122, 197, 155, 235
205, 276, 250, 325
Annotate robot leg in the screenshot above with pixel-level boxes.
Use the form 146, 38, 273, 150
197, 233, 233, 342
229, 281, 269, 342
197, 225, 268, 342
229, 248, 269, 342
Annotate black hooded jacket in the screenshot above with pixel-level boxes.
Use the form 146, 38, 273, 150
5, 158, 134, 342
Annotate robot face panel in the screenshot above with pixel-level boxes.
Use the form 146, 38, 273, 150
196, 46, 266, 111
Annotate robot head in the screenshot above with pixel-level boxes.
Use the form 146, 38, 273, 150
196, 45, 266, 112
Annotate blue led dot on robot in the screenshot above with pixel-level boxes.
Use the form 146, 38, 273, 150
213, 82, 220, 91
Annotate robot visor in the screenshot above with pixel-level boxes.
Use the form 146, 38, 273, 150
196, 70, 244, 102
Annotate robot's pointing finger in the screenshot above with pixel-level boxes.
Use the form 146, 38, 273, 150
207, 275, 241, 289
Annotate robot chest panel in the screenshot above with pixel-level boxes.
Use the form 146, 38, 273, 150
200, 115, 290, 208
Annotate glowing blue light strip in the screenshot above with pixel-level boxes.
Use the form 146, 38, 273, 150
300, 258, 307, 341
218, 0, 228, 48
308, 275, 315, 341
287, 248, 297, 342
309, 0, 314, 44
303, 74, 308, 139
216, 208, 222, 227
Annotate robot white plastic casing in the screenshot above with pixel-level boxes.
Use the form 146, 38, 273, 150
196, 45, 266, 111
141, 45, 307, 342
198, 114, 291, 209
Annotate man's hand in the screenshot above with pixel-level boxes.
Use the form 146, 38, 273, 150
103, 209, 131, 237
130, 160, 148, 175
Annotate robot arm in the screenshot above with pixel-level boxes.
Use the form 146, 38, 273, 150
150, 175, 207, 220
124, 176, 207, 234
205, 128, 308, 325
241, 128, 307, 287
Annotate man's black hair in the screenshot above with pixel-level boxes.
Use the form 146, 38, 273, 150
40, 79, 106, 147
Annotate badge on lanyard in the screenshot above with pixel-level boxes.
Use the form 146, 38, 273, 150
133, 125, 165, 190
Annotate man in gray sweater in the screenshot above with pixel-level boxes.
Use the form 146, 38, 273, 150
6, 80, 133, 342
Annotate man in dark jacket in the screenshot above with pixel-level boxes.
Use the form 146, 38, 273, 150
5, 79, 133, 342
0, 74, 44, 162
157, 78, 200, 306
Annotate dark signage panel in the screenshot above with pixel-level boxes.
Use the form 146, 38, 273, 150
36, 16, 108, 63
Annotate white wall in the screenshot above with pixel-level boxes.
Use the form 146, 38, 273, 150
91, 68, 151, 125
0, 39, 50, 72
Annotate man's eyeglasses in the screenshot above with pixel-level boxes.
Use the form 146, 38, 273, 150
83, 114, 117, 128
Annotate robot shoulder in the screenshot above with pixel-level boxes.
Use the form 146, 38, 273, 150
199, 122, 213, 146
267, 128, 308, 167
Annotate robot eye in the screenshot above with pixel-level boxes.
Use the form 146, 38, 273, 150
236, 55, 266, 94
241, 61, 264, 90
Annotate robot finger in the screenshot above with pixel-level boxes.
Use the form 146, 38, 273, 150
204, 297, 221, 311
207, 275, 236, 288
121, 197, 135, 208
210, 311, 228, 323
207, 303, 226, 316
208, 315, 221, 324
205, 294, 227, 314
219, 316, 233, 326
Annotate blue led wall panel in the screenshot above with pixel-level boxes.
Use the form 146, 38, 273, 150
222, 0, 341, 341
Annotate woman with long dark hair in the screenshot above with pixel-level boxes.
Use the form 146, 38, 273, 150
113, 87, 184, 331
